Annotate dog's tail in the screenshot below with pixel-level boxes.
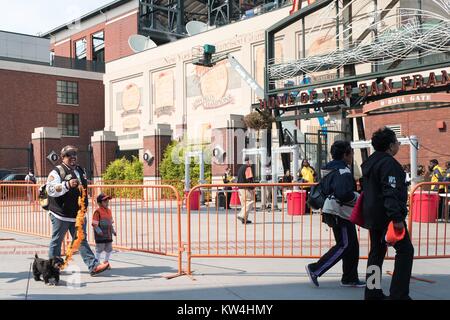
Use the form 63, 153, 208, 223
35, 252, 39, 259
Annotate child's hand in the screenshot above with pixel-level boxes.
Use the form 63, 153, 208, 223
94, 226, 103, 235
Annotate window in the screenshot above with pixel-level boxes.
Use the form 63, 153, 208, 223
57, 80, 78, 105
57, 113, 79, 136
386, 125, 402, 137
92, 31, 105, 62
75, 38, 87, 60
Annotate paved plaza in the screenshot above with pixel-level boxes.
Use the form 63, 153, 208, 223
1, 230, 450, 300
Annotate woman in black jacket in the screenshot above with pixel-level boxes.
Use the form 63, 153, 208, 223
361, 127, 414, 300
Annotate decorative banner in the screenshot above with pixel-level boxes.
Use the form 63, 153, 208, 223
256, 42, 284, 89
121, 83, 141, 116
306, 34, 337, 83
122, 116, 140, 132
121, 83, 141, 132
153, 70, 175, 117
192, 61, 234, 110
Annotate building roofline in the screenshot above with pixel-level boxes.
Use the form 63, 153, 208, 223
0, 29, 50, 39
41, 0, 133, 37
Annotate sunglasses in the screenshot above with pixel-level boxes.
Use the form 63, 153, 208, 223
64, 151, 77, 157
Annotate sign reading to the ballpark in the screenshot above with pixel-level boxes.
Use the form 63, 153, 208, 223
259, 70, 450, 109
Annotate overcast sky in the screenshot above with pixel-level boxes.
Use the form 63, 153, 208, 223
0, 0, 113, 36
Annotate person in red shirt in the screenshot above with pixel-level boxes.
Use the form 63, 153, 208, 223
92, 193, 116, 268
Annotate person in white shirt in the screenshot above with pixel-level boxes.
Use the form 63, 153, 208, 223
46, 145, 109, 276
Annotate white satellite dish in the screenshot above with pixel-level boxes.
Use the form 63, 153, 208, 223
186, 21, 208, 36
128, 34, 157, 53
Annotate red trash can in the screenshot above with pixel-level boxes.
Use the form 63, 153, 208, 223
412, 191, 439, 223
287, 190, 306, 215
230, 187, 241, 207
186, 189, 201, 210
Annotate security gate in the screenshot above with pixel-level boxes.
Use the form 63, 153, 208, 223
0, 144, 33, 173
302, 129, 350, 178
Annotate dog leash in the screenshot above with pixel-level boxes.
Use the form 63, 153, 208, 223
25, 262, 32, 300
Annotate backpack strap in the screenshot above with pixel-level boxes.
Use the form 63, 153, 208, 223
55, 165, 66, 181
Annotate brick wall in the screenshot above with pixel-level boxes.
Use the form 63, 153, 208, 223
51, 11, 138, 62
104, 13, 137, 62
364, 107, 450, 167
143, 135, 172, 177
0, 69, 104, 171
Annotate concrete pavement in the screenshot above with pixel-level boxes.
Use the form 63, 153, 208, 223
1, 230, 449, 300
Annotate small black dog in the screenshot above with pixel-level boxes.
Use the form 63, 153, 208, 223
32, 254, 64, 285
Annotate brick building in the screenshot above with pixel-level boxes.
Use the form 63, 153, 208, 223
3, 0, 448, 183
0, 31, 104, 177
43, 0, 139, 64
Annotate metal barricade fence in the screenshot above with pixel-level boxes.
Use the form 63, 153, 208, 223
0, 183, 184, 276
185, 183, 372, 275
1, 181, 449, 277
408, 182, 450, 259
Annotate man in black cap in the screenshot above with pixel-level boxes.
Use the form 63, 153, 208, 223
236, 156, 254, 224
46, 145, 109, 276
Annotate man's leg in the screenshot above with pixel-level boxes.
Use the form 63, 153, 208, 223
365, 228, 387, 299
48, 214, 70, 258
237, 189, 247, 220
67, 219, 98, 272
245, 189, 254, 219
389, 225, 414, 300
340, 220, 360, 283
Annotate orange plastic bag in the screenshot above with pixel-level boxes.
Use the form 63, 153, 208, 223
385, 221, 406, 246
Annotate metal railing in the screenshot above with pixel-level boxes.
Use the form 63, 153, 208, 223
0, 183, 184, 276
1, 181, 449, 277
408, 182, 450, 259
185, 182, 371, 274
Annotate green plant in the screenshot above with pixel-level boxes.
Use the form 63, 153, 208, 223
101, 156, 143, 198
159, 140, 211, 197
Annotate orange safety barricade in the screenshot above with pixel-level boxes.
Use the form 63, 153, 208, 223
408, 182, 450, 259
185, 182, 371, 275
0, 183, 185, 277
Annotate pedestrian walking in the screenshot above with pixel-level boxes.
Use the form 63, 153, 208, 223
362, 127, 414, 300
92, 193, 116, 268
236, 157, 254, 224
46, 145, 109, 276
25, 169, 36, 202
305, 141, 364, 288
222, 167, 234, 209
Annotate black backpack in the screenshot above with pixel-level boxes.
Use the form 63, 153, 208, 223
39, 166, 66, 210
307, 169, 338, 210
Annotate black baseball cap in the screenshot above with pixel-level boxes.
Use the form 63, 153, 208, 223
96, 193, 112, 203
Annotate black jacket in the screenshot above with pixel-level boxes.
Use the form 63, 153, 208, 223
237, 164, 254, 188
48, 165, 89, 219
361, 151, 407, 230
321, 160, 356, 203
